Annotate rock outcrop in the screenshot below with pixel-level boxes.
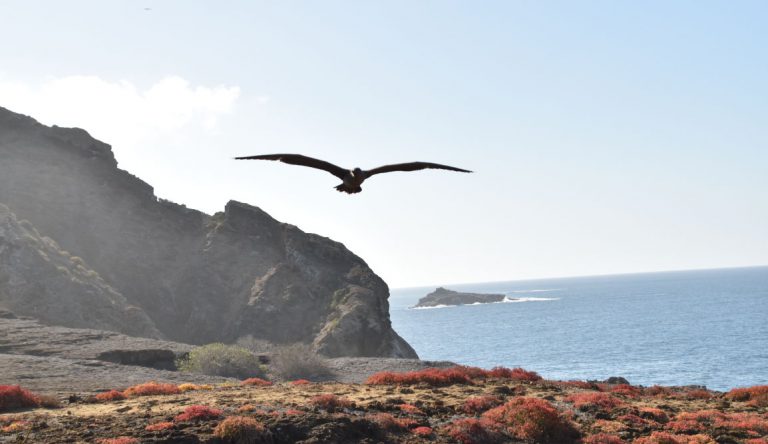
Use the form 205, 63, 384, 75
0, 105, 417, 358
413, 287, 508, 308
0, 311, 190, 366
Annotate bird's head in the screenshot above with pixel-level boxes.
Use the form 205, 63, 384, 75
352, 167, 363, 176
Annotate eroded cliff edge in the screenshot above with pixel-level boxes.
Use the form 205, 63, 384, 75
0, 106, 417, 358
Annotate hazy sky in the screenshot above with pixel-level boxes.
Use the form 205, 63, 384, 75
1, 1, 766, 287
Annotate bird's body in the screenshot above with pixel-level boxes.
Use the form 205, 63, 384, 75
235, 154, 471, 194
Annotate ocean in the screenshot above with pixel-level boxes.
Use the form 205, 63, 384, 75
389, 266, 768, 391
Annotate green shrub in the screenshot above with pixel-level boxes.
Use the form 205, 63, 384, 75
176, 343, 265, 379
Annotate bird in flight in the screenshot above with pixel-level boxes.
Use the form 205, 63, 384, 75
235, 153, 471, 194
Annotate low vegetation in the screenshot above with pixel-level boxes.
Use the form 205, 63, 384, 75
94, 390, 126, 402
269, 343, 334, 381
241, 377, 272, 387
309, 394, 353, 411
176, 343, 265, 379
482, 397, 579, 443
214, 415, 272, 443
727, 385, 768, 407
2, 369, 767, 443
145, 421, 174, 432
0, 386, 41, 412
122, 382, 180, 398
365, 365, 542, 387
173, 405, 223, 422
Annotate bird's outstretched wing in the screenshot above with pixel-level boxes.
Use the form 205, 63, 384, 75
365, 161, 472, 177
235, 154, 348, 180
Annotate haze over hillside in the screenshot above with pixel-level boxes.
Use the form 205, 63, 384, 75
0, 105, 416, 359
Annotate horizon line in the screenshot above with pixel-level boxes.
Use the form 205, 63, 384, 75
390, 264, 768, 291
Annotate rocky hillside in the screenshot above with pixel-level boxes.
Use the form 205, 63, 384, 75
0, 205, 159, 338
0, 105, 416, 358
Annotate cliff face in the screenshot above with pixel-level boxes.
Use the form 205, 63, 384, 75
0, 106, 417, 358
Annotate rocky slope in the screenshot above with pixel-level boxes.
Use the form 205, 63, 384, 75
0, 206, 159, 338
413, 287, 507, 308
0, 105, 416, 358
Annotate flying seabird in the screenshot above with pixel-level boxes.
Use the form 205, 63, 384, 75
235, 153, 472, 194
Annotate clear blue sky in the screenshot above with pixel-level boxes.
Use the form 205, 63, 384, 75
1, 1, 766, 287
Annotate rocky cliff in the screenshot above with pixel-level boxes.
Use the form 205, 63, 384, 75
0, 105, 417, 358
413, 287, 507, 308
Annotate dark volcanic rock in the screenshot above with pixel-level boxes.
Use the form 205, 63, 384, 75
0, 315, 191, 364
413, 287, 508, 308
0, 315, 230, 393
0, 106, 416, 358
0, 353, 230, 394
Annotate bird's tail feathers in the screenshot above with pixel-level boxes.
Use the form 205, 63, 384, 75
335, 184, 362, 194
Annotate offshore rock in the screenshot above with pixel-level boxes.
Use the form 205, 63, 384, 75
413, 287, 508, 308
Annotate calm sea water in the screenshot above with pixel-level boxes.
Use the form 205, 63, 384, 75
389, 266, 768, 391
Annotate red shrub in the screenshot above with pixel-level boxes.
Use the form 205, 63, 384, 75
566, 392, 624, 412
645, 385, 674, 397
559, 380, 598, 390
123, 382, 180, 397
145, 421, 174, 431
173, 405, 223, 422
618, 413, 651, 427
727, 385, 768, 407
714, 412, 768, 434
444, 417, 504, 444
482, 397, 579, 443
285, 408, 304, 415
398, 403, 424, 415
241, 377, 272, 387
290, 379, 311, 385
412, 426, 433, 436
487, 367, 542, 381
684, 389, 713, 400
364, 371, 399, 385
639, 407, 669, 423
238, 404, 257, 413
462, 395, 503, 414
214, 416, 271, 443
98, 438, 139, 444
582, 433, 625, 444
95, 390, 126, 402
455, 365, 489, 379
369, 412, 417, 432
365, 367, 474, 386
666, 419, 705, 433
746, 439, 768, 444
310, 394, 353, 411
610, 384, 642, 398
675, 410, 724, 423
633, 432, 716, 444
0, 385, 40, 411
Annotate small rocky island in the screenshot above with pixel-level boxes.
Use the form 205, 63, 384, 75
413, 287, 511, 308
